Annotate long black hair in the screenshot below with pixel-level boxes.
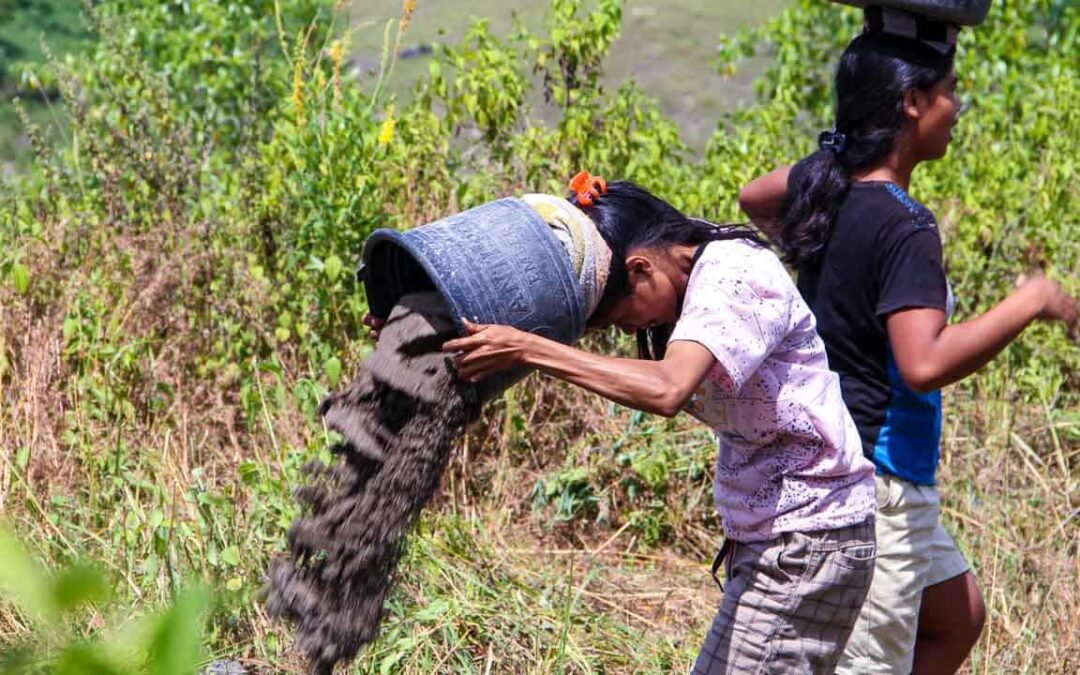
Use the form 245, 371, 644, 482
571, 181, 762, 360
779, 31, 954, 267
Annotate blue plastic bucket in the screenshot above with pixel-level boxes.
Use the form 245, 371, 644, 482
360, 198, 587, 396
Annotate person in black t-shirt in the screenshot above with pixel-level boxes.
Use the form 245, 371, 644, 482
738, 8, 1078, 675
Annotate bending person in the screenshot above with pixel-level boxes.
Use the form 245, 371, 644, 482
442, 176, 878, 674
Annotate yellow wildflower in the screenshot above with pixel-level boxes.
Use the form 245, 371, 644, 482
329, 40, 344, 67
377, 106, 396, 147
401, 0, 417, 35
329, 39, 345, 101
394, 0, 417, 56
291, 66, 305, 126
291, 31, 307, 127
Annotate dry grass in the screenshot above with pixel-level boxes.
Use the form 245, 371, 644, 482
3, 276, 1079, 672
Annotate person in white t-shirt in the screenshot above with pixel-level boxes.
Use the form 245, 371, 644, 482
442, 175, 877, 674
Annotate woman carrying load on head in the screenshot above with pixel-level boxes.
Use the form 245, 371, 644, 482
432, 172, 878, 673
738, 7, 1079, 674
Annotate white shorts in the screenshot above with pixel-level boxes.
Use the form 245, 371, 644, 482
836, 473, 970, 674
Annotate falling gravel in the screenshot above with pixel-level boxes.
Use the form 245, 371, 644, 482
267, 292, 480, 674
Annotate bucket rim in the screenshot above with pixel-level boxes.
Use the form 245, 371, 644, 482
362, 227, 471, 337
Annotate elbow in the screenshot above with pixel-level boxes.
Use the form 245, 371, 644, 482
898, 364, 942, 395
650, 385, 688, 418
737, 188, 761, 221
652, 403, 681, 418
906, 380, 938, 396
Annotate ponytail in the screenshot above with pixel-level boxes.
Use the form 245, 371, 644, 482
779, 147, 852, 267
779, 32, 953, 267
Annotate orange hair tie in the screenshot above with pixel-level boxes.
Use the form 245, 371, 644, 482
568, 170, 607, 207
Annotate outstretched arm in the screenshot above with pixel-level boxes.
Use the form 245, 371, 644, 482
888, 275, 1078, 393
443, 321, 715, 417
738, 165, 791, 243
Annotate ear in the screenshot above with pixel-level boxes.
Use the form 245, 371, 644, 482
902, 89, 928, 121
625, 253, 654, 282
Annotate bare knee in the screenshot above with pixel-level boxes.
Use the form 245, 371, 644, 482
919, 572, 985, 645
941, 587, 985, 647
963, 584, 986, 643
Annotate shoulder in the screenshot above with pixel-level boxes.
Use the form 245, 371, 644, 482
698, 238, 784, 274
845, 184, 940, 250
692, 238, 795, 302
844, 182, 935, 226
872, 185, 940, 246
880, 183, 938, 231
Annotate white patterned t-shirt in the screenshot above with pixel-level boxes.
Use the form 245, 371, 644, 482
668, 239, 875, 542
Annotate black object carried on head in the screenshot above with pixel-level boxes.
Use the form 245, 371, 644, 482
830, 0, 992, 26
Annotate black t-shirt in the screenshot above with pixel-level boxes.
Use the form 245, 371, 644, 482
794, 178, 949, 484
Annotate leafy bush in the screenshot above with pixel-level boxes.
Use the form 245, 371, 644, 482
1, 0, 1078, 671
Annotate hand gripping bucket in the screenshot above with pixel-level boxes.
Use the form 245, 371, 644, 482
359, 198, 588, 398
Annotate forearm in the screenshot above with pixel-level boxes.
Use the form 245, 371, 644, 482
903, 285, 1043, 391
738, 165, 791, 242
521, 337, 691, 416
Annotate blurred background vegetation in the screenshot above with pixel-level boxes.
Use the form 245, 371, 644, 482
0, 0, 89, 167
1, 0, 1078, 672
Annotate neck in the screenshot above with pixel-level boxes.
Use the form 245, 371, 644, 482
855, 157, 915, 192
853, 152, 916, 191
669, 243, 700, 301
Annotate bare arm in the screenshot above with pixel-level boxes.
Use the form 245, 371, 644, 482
443, 322, 716, 417
738, 165, 791, 242
887, 276, 1078, 393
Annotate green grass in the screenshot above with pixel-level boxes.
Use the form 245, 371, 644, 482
355, 512, 701, 673
349, 0, 787, 150
0, 0, 784, 164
